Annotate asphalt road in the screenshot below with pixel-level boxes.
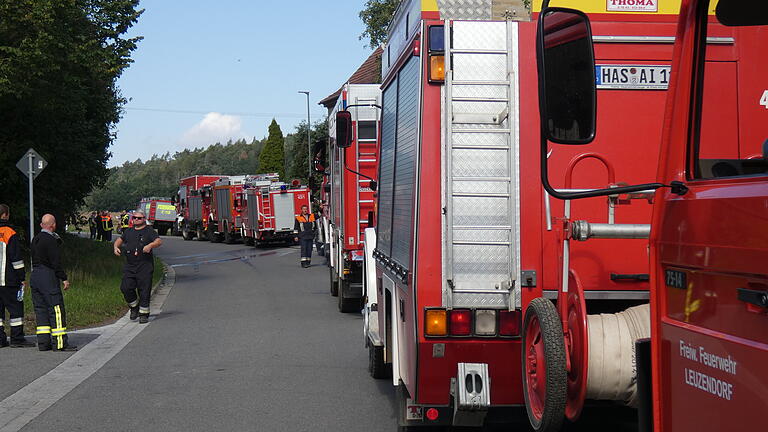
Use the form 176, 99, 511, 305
9, 236, 638, 432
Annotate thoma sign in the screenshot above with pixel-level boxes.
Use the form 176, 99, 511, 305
607, 0, 658, 12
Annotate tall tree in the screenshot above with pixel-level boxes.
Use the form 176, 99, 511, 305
359, 0, 400, 48
0, 0, 142, 235
259, 119, 286, 180
287, 119, 329, 183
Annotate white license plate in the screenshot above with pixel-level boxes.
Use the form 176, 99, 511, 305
595, 65, 671, 90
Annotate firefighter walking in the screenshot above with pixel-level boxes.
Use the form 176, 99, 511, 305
293, 205, 317, 268
30, 214, 75, 351
0, 204, 35, 348
100, 211, 114, 242
113, 210, 162, 324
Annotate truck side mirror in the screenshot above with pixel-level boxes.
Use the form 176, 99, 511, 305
369, 180, 377, 192
537, 8, 596, 145
336, 111, 353, 149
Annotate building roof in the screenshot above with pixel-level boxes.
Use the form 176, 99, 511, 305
319, 47, 383, 109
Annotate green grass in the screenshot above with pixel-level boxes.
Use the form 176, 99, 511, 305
6, 233, 164, 335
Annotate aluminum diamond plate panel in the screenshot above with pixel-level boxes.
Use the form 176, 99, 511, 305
452, 148, 509, 177
453, 244, 510, 286
453, 20, 508, 50
453, 85, 508, 100
452, 196, 509, 226
453, 180, 508, 194
453, 54, 507, 82
452, 292, 510, 309
452, 132, 509, 147
437, 0, 530, 21
453, 229, 509, 242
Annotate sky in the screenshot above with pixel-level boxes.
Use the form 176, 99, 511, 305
110, 0, 376, 167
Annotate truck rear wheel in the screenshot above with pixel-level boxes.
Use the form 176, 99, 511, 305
244, 236, 255, 246
223, 223, 234, 244
338, 279, 361, 313
329, 268, 339, 297
368, 343, 390, 379
196, 224, 208, 241
182, 223, 192, 241
522, 297, 567, 432
208, 223, 221, 243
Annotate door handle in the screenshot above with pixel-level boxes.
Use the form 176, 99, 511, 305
737, 288, 768, 310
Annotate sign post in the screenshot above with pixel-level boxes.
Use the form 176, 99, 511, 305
16, 149, 48, 244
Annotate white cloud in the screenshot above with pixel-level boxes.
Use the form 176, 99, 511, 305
178, 112, 249, 148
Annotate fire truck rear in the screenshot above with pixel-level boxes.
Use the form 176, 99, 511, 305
241, 175, 311, 246
211, 176, 247, 244
177, 175, 223, 241
352, 0, 723, 429
536, 0, 767, 430
325, 83, 381, 313
138, 197, 177, 236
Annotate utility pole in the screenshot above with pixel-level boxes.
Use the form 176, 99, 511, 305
298, 91, 311, 181
16, 149, 47, 244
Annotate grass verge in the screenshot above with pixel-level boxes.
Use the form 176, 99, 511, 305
6, 233, 163, 335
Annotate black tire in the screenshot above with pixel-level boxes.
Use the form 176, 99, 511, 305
522, 297, 567, 432
330, 268, 339, 297
158, 226, 168, 236
208, 222, 221, 243
244, 236, 255, 246
338, 279, 361, 313
182, 223, 192, 241
223, 223, 234, 244
368, 343, 390, 379
196, 223, 208, 241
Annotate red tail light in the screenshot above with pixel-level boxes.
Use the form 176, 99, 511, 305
450, 310, 472, 336
499, 310, 520, 336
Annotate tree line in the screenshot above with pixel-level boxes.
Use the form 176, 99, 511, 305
85, 119, 328, 211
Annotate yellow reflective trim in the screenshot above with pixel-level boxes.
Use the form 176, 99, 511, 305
422, 0, 438, 12
532, 0, 718, 14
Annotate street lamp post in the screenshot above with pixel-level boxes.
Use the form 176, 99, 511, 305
298, 91, 311, 182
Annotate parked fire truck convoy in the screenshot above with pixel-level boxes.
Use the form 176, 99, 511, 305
125, 0, 766, 429
330, 0, 764, 431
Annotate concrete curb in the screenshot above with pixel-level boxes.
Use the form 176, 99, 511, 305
0, 261, 176, 432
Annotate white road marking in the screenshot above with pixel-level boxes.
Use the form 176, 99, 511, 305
0, 267, 176, 432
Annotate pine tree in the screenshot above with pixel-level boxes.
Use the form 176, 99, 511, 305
259, 119, 286, 179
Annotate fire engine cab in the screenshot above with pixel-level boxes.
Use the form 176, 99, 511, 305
326, 83, 381, 313
177, 175, 223, 241
536, 0, 767, 431
240, 174, 311, 246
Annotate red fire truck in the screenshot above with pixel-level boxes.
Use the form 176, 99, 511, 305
325, 83, 381, 313
349, 0, 751, 429
240, 175, 311, 246
138, 197, 177, 236
536, 1, 767, 431
211, 176, 247, 244
177, 175, 223, 241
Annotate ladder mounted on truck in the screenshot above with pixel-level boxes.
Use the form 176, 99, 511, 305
444, 20, 521, 311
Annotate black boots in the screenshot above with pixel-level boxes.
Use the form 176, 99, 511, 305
139, 315, 149, 324
130, 306, 139, 321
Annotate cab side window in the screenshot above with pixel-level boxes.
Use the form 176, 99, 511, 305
693, 24, 768, 179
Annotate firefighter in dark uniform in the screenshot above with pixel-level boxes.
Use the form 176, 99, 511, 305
293, 205, 317, 268
88, 212, 98, 240
119, 211, 130, 234
113, 211, 162, 324
0, 204, 35, 348
30, 214, 75, 351
101, 211, 114, 242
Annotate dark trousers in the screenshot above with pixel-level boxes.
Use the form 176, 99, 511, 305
0, 286, 25, 343
89, 226, 96, 240
30, 266, 69, 350
300, 239, 313, 263
120, 262, 153, 316
104, 231, 113, 242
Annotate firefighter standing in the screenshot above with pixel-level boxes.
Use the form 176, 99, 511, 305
30, 214, 75, 351
113, 211, 162, 324
120, 211, 130, 234
89, 211, 98, 240
0, 204, 35, 348
101, 211, 114, 242
293, 205, 317, 268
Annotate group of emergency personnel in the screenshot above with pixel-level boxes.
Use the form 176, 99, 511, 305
1, 203, 163, 350
88, 210, 131, 241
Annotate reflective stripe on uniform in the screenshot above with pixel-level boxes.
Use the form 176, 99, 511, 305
36, 326, 51, 334
54, 305, 64, 349
12, 260, 24, 270
51, 327, 67, 336
128, 299, 139, 308
0, 319, 3, 326
139, 307, 150, 314
10, 317, 23, 326
0, 242, 6, 286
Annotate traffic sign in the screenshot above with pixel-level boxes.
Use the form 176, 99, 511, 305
16, 148, 48, 180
